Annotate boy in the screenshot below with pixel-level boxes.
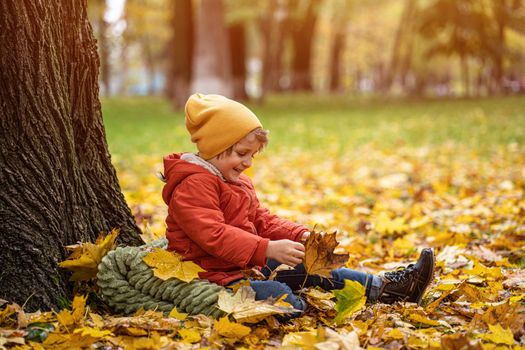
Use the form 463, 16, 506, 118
163, 94, 434, 313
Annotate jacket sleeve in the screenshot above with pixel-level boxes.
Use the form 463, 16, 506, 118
171, 174, 269, 268
245, 178, 308, 242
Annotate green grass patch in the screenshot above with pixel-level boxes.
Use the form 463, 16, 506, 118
101, 94, 525, 158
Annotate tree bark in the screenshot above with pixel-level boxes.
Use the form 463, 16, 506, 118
228, 24, 248, 101
290, 0, 320, 91
329, 31, 345, 92
190, 0, 232, 96
96, 0, 111, 96
0, 0, 142, 311
168, 0, 193, 108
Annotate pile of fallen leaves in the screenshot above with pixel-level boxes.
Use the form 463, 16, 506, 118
1, 143, 524, 349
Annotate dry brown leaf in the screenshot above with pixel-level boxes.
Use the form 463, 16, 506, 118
241, 268, 266, 280
217, 286, 299, 323
268, 264, 294, 281
303, 231, 349, 278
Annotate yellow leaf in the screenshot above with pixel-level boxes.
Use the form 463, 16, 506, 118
143, 248, 205, 282
73, 326, 113, 338
56, 295, 87, 328
125, 327, 148, 336
374, 212, 408, 235
59, 229, 120, 281
217, 286, 298, 323
409, 313, 441, 327
480, 324, 515, 345
178, 328, 201, 343
89, 313, 104, 328
132, 332, 161, 349
214, 317, 251, 339
333, 280, 366, 324
281, 330, 320, 350
168, 308, 188, 320
386, 328, 405, 340
303, 288, 336, 311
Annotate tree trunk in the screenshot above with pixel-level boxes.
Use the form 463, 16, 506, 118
384, 0, 417, 93
460, 55, 470, 97
329, 31, 345, 92
190, 0, 232, 96
168, 0, 193, 108
142, 34, 156, 95
0, 0, 142, 311
290, 0, 320, 91
228, 24, 248, 101
259, 0, 289, 98
96, 0, 111, 96
491, 0, 506, 94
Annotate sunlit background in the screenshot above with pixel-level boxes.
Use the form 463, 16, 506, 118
86, 0, 525, 239
88, 0, 525, 100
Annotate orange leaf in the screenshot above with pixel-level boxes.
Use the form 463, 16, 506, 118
303, 231, 349, 278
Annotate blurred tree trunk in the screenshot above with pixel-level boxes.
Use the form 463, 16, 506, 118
491, 0, 507, 94
384, 0, 417, 93
118, 20, 131, 96
94, 0, 111, 96
329, 31, 344, 92
460, 55, 471, 96
167, 0, 193, 108
141, 34, 156, 95
228, 24, 248, 100
259, 0, 290, 99
0, 0, 142, 311
259, 0, 278, 100
190, 0, 232, 96
290, 0, 320, 91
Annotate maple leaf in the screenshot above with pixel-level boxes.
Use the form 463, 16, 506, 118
303, 231, 349, 278
178, 328, 201, 343
217, 286, 299, 323
373, 212, 408, 235
59, 229, 120, 281
168, 308, 188, 321
333, 280, 366, 325
241, 268, 266, 280
214, 317, 251, 339
479, 324, 515, 345
303, 288, 336, 312
56, 295, 87, 329
143, 248, 205, 282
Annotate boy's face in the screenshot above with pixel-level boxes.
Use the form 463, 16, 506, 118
208, 133, 261, 182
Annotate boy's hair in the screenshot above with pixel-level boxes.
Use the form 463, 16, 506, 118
217, 128, 269, 159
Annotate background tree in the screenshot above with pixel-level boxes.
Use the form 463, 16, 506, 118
0, 0, 142, 311
190, 0, 233, 96
89, 0, 112, 96
289, 0, 322, 91
167, 0, 194, 107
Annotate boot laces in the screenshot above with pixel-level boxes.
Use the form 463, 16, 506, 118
384, 264, 416, 284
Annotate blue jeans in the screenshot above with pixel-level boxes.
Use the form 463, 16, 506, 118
235, 259, 383, 312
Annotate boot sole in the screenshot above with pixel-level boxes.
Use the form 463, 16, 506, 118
415, 249, 435, 305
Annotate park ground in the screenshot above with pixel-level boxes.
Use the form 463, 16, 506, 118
2, 95, 523, 349
99, 95, 525, 348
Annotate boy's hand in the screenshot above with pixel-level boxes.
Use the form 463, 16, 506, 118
266, 239, 305, 267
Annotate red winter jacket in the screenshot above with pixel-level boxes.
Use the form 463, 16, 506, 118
162, 153, 308, 286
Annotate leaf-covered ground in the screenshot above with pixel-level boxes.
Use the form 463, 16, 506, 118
2, 96, 525, 349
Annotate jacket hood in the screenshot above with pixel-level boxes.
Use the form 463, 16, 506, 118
162, 153, 210, 204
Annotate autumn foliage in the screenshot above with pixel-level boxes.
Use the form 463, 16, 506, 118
1, 143, 524, 349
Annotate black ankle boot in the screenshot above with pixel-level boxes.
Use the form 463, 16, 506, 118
378, 248, 435, 305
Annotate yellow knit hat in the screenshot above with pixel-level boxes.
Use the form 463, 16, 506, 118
185, 94, 263, 160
